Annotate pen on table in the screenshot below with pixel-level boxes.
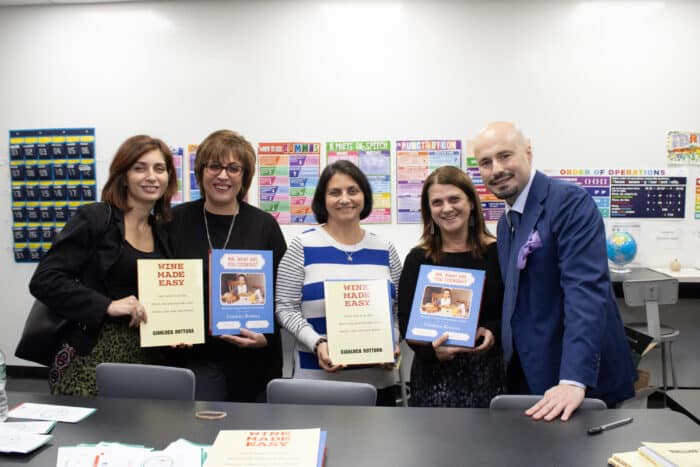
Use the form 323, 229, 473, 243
587, 417, 634, 435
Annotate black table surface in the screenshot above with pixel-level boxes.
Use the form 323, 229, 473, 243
3, 391, 700, 466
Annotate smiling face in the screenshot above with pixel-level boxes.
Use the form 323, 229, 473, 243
201, 152, 243, 213
325, 172, 365, 226
126, 149, 169, 208
427, 183, 474, 239
473, 122, 532, 206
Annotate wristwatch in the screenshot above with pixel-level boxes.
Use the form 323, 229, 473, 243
313, 337, 328, 355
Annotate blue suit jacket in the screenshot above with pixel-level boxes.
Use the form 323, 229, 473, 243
498, 171, 636, 405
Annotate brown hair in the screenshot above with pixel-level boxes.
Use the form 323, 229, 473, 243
194, 130, 256, 201
101, 135, 177, 221
419, 165, 494, 263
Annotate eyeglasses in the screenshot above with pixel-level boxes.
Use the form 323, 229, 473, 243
205, 162, 243, 176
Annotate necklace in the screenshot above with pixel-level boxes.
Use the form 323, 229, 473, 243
345, 250, 354, 262
203, 202, 237, 250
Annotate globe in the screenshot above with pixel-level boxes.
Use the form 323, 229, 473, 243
606, 231, 637, 273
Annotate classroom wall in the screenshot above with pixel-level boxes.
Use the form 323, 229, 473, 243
1, 0, 699, 364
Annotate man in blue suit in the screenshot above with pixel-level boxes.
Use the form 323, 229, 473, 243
473, 122, 636, 421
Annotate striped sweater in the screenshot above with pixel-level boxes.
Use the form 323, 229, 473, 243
275, 227, 402, 388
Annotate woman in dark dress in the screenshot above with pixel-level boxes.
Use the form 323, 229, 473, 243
398, 165, 506, 407
166, 130, 287, 402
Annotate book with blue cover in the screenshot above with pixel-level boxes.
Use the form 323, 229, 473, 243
405, 264, 485, 347
209, 249, 274, 335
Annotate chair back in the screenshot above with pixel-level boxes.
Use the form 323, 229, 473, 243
489, 394, 606, 410
96, 363, 195, 400
267, 378, 377, 406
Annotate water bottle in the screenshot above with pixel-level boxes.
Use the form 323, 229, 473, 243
0, 349, 8, 421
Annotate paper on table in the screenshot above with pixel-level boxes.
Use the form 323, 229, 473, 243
7, 402, 96, 423
1, 420, 56, 434
0, 424, 52, 454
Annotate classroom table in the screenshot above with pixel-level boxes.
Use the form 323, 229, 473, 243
3, 391, 700, 466
665, 389, 700, 424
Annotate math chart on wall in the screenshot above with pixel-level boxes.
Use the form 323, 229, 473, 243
465, 155, 505, 222
258, 142, 320, 224
610, 169, 686, 218
544, 168, 687, 219
544, 169, 611, 218
9, 128, 97, 262
326, 140, 392, 223
396, 140, 461, 223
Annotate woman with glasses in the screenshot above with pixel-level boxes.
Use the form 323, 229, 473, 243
275, 160, 402, 406
166, 129, 287, 402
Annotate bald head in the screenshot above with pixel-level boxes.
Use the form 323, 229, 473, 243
473, 122, 529, 156
472, 121, 533, 205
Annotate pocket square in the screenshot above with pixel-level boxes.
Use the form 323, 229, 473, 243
517, 230, 542, 270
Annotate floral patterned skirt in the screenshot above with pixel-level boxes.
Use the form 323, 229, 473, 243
409, 346, 506, 408
49, 318, 152, 396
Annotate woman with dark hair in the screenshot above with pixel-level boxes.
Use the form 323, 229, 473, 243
29, 134, 177, 396
166, 129, 286, 403
276, 160, 402, 406
398, 165, 506, 407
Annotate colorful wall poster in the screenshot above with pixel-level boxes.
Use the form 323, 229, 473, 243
396, 140, 462, 223
326, 140, 392, 223
544, 168, 611, 218
609, 169, 686, 218
667, 130, 700, 164
696, 178, 700, 220
186, 144, 200, 201
9, 128, 96, 262
465, 156, 505, 222
170, 146, 184, 204
258, 142, 320, 224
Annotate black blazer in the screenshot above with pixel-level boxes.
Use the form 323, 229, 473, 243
29, 202, 171, 352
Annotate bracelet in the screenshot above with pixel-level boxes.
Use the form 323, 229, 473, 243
313, 337, 328, 354
195, 410, 227, 420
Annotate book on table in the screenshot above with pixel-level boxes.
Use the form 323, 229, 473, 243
323, 278, 395, 366
209, 249, 274, 335
204, 428, 327, 467
404, 264, 485, 347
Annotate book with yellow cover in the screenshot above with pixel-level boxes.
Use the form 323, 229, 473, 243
640, 441, 700, 467
608, 451, 655, 467
323, 278, 395, 365
204, 428, 326, 467
137, 259, 205, 347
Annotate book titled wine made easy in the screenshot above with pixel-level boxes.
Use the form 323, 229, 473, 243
209, 249, 274, 335
405, 264, 485, 347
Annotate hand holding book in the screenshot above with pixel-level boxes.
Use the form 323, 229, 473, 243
432, 327, 494, 361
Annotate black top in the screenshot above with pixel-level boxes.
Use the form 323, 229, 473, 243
165, 199, 287, 385
107, 240, 162, 300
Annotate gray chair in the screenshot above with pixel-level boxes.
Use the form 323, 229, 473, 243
96, 363, 196, 400
622, 273, 680, 390
489, 394, 607, 410
266, 378, 377, 406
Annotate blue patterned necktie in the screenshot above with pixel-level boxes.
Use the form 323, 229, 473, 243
508, 210, 521, 240
503, 209, 521, 362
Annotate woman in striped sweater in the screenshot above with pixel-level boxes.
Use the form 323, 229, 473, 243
275, 160, 402, 406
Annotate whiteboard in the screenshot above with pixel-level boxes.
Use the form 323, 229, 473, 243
1, 0, 699, 364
